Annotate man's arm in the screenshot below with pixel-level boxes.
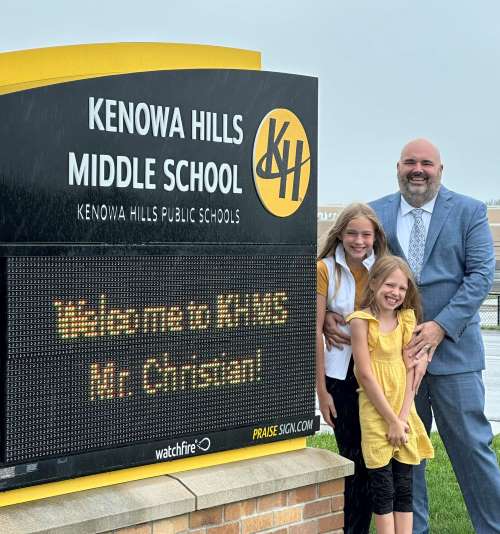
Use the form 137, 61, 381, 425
433, 202, 494, 340
407, 202, 494, 357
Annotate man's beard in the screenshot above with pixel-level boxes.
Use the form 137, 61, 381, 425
398, 173, 439, 207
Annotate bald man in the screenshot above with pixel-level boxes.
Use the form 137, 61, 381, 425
326, 139, 500, 533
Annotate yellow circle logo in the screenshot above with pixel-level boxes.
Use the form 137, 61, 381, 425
253, 108, 311, 217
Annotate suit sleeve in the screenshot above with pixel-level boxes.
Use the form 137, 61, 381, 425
433, 202, 495, 342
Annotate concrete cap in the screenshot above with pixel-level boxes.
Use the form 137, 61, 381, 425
171, 448, 353, 509
0, 476, 194, 534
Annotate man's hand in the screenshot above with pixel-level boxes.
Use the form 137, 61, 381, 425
406, 320, 445, 362
323, 311, 351, 350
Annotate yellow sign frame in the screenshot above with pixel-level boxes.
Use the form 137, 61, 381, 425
0, 42, 261, 95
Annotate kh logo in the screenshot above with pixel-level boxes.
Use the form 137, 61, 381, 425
253, 109, 311, 217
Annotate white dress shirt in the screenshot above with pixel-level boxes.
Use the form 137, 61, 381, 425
397, 193, 438, 258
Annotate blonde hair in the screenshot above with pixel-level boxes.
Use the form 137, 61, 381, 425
360, 255, 422, 323
318, 203, 388, 296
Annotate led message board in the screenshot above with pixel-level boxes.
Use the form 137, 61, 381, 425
0, 69, 318, 490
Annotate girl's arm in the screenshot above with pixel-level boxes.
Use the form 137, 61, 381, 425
316, 294, 337, 427
350, 318, 408, 446
399, 345, 423, 421
399, 365, 416, 423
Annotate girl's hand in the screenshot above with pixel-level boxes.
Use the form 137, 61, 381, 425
317, 390, 337, 428
387, 418, 409, 447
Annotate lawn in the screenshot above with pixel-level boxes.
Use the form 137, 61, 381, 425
307, 432, 500, 533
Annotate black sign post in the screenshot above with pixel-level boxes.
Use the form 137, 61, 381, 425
0, 69, 318, 491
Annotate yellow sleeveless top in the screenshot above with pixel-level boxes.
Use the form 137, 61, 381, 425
347, 309, 434, 469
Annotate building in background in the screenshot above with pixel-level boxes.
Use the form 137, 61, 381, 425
318, 205, 500, 292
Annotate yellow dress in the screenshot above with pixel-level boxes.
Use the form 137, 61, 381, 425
346, 309, 434, 469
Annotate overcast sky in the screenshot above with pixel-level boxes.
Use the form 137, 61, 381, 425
3, 0, 500, 205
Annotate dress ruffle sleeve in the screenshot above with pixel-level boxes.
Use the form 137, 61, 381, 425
346, 310, 379, 352
399, 309, 417, 346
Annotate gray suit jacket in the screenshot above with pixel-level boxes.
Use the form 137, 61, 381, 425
370, 186, 495, 375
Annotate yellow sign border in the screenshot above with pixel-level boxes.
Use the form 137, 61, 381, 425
0, 438, 306, 507
0, 42, 261, 95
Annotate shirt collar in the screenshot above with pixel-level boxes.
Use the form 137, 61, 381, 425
400, 192, 438, 216
335, 243, 376, 270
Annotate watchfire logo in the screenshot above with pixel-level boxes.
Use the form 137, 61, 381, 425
253, 109, 311, 217
155, 437, 211, 460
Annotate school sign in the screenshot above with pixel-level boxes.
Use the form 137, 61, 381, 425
0, 44, 318, 496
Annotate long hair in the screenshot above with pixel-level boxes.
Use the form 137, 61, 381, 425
360, 255, 422, 323
318, 203, 388, 297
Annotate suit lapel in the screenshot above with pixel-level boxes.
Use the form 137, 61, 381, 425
423, 186, 453, 267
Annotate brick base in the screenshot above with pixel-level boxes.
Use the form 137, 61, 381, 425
107, 480, 345, 534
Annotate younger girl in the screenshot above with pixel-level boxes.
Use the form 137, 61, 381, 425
316, 203, 387, 534
347, 255, 434, 534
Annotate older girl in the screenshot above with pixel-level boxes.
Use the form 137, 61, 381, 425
316, 203, 387, 534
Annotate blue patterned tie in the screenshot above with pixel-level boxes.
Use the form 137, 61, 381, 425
408, 208, 425, 283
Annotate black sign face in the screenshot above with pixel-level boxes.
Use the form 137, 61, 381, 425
0, 69, 316, 248
6, 255, 315, 463
0, 69, 318, 491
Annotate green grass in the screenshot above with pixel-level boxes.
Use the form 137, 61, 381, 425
307, 432, 500, 533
